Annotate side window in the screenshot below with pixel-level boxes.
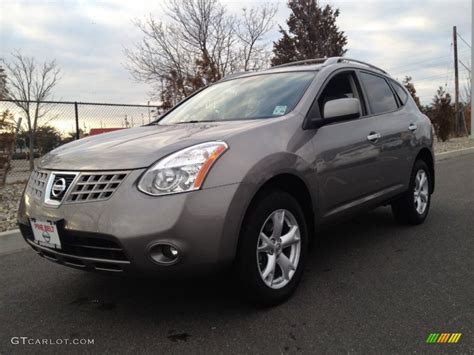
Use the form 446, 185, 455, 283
359, 72, 398, 114
391, 80, 408, 105
317, 72, 364, 118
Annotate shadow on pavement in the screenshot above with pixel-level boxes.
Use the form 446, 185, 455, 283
69, 207, 402, 315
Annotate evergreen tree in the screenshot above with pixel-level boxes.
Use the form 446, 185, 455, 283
271, 0, 347, 66
402, 76, 421, 109
429, 87, 454, 142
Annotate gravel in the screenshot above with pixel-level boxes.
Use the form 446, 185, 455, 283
434, 136, 474, 154
0, 137, 473, 233
0, 182, 25, 233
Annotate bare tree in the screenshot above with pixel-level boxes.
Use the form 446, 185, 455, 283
166, 0, 235, 80
2, 51, 61, 171
236, 5, 277, 71
125, 0, 277, 109
126, 17, 197, 105
0, 65, 8, 100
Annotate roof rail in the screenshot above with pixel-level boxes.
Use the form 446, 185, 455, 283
221, 71, 246, 81
271, 58, 330, 68
336, 58, 388, 74
271, 56, 388, 74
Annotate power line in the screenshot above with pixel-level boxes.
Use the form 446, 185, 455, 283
389, 53, 470, 77
444, 42, 453, 89
385, 47, 470, 73
391, 39, 467, 83
409, 66, 469, 82
446, 65, 454, 92
393, 67, 468, 82
458, 59, 471, 73
387, 55, 453, 73
390, 58, 452, 77
457, 32, 472, 48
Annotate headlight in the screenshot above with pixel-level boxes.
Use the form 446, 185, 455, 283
138, 141, 228, 196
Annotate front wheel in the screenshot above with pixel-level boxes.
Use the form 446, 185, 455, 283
392, 160, 432, 225
235, 190, 308, 306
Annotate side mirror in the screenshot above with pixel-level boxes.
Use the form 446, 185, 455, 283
323, 98, 361, 121
304, 97, 362, 129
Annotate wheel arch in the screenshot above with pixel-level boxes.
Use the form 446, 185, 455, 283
415, 148, 435, 193
239, 173, 317, 246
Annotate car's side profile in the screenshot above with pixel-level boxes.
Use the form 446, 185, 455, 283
18, 57, 434, 306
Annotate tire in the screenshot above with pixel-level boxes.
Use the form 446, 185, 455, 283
235, 189, 308, 306
392, 160, 432, 225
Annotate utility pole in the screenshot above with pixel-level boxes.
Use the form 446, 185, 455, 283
453, 26, 460, 135
471, 6, 474, 139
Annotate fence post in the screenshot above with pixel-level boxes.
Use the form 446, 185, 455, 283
74, 102, 80, 140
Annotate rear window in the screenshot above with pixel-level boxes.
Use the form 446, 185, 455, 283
359, 72, 398, 114
391, 80, 408, 104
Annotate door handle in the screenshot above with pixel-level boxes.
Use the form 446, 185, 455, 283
367, 132, 381, 143
408, 123, 417, 132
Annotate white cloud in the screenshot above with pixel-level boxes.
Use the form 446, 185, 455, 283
0, 0, 471, 105
333, 0, 471, 104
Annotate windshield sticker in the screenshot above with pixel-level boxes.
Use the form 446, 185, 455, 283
273, 105, 287, 116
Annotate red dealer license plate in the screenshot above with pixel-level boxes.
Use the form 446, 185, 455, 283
30, 219, 61, 249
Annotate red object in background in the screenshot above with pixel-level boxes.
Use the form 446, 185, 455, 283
89, 128, 123, 136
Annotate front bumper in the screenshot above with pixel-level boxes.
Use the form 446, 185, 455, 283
18, 169, 251, 276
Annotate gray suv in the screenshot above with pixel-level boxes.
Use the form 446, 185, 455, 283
18, 57, 434, 305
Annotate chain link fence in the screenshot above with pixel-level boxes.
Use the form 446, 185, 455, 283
0, 99, 160, 184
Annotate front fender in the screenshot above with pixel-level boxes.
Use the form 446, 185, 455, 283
217, 152, 320, 261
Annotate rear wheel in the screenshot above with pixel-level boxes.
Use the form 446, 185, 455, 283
235, 190, 308, 306
392, 160, 432, 225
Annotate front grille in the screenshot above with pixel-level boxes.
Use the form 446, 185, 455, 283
26, 170, 128, 205
20, 224, 128, 261
66, 173, 127, 203
27, 170, 48, 200
49, 173, 76, 201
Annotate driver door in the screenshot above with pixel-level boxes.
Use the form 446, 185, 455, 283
309, 70, 384, 218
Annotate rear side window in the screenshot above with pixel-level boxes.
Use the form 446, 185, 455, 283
391, 80, 408, 104
359, 72, 398, 114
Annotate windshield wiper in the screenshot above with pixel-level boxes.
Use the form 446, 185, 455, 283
150, 119, 217, 125
174, 120, 216, 124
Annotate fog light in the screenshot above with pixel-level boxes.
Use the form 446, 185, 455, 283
163, 245, 178, 259
149, 243, 180, 265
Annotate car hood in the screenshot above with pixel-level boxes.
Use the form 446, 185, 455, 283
38, 121, 266, 171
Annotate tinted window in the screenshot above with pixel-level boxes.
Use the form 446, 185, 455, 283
158, 72, 315, 124
359, 72, 398, 114
391, 80, 408, 104
318, 73, 357, 116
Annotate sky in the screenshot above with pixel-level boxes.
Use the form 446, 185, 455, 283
0, 0, 471, 106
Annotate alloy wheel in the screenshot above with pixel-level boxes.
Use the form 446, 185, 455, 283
256, 209, 301, 289
414, 169, 429, 215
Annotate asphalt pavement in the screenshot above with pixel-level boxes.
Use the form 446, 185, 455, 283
0, 154, 473, 354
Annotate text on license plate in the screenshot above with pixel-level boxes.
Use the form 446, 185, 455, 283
30, 219, 61, 249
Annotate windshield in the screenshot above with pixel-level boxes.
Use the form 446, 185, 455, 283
157, 71, 316, 124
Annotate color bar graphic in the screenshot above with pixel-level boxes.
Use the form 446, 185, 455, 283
426, 333, 462, 344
